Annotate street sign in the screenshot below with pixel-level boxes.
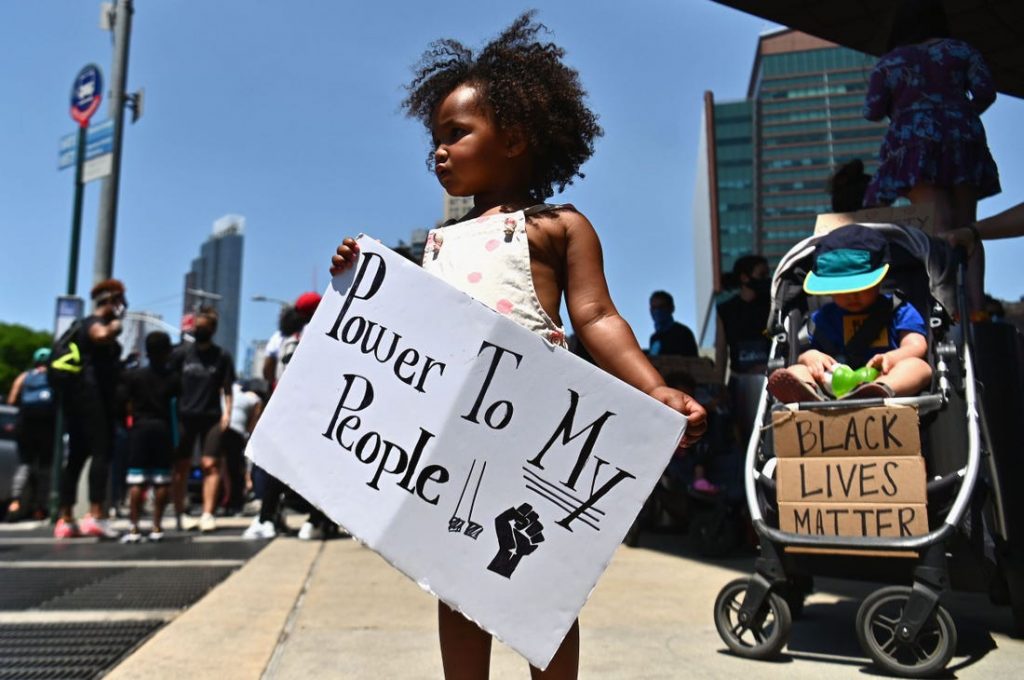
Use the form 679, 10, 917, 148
53, 295, 84, 339
82, 154, 113, 183
58, 119, 114, 170
70, 64, 103, 127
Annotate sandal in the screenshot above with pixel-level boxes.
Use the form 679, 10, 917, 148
767, 369, 824, 403
842, 381, 895, 400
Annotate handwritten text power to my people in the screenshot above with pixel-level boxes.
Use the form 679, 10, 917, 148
317, 251, 638, 531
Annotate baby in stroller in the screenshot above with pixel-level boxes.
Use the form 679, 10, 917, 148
766, 224, 933, 403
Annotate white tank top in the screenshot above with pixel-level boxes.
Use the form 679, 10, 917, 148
421, 207, 568, 348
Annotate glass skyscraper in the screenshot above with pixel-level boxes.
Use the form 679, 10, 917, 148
183, 215, 245, 359
693, 29, 886, 343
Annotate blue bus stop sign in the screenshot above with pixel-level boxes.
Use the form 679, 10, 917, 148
70, 64, 103, 128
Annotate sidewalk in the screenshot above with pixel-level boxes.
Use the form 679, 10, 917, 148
107, 534, 1024, 679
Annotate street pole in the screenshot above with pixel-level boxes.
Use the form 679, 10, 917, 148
53, 60, 105, 522
67, 128, 87, 296
93, 0, 133, 284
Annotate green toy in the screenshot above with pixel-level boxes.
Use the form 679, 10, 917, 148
827, 364, 880, 398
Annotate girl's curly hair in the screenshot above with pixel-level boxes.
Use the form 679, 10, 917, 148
402, 11, 603, 201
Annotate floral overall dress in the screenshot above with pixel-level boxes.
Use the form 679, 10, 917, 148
421, 204, 569, 349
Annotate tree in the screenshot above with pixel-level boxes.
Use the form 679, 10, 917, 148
0, 322, 52, 398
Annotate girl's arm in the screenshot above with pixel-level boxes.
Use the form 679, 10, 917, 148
966, 45, 996, 114
863, 61, 891, 122
561, 212, 706, 445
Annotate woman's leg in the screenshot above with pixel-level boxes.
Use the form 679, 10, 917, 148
951, 183, 985, 313
59, 413, 90, 521
907, 182, 953, 234
258, 474, 286, 524
530, 619, 579, 680
128, 485, 143, 528
438, 601, 492, 680
153, 485, 169, 532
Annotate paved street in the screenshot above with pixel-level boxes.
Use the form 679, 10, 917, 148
92, 528, 1024, 679
0, 517, 268, 679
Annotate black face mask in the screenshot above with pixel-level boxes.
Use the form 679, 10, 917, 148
194, 328, 214, 343
746, 278, 771, 296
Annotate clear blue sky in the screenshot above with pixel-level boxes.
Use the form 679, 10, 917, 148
3, 1, 1023, 364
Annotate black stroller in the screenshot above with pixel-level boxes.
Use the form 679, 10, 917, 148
712, 223, 1020, 677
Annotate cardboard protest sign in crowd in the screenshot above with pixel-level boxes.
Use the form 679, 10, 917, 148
246, 237, 687, 668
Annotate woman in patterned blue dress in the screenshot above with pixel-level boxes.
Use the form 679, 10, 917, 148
863, 0, 1000, 311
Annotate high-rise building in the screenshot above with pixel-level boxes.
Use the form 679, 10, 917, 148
183, 215, 245, 359
393, 229, 429, 264
693, 28, 887, 342
444, 192, 474, 223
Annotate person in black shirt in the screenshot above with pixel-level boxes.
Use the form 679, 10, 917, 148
118, 332, 179, 542
55, 279, 126, 540
170, 307, 235, 533
648, 291, 698, 357
716, 255, 771, 446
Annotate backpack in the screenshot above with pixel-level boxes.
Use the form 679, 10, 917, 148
276, 331, 302, 381
47, 320, 84, 392
20, 370, 54, 414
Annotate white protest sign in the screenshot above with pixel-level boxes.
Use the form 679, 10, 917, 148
246, 236, 686, 668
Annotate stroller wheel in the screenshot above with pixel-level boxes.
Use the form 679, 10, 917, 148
856, 586, 957, 678
714, 578, 792, 659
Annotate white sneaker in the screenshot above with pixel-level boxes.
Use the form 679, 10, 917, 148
198, 513, 216, 533
148, 530, 164, 542
242, 518, 276, 540
298, 521, 314, 540
120, 530, 146, 544
180, 514, 199, 531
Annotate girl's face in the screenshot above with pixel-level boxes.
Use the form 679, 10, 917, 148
429, 84, 521, 198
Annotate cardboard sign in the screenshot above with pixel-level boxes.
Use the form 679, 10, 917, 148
814, 203, 938, 236
776, 457, 926, 504
771, 406, 919, 458
246, 237, 686, 669
779, 501, 928, 537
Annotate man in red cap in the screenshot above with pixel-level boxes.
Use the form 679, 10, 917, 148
293, 292, 321, 320
260, 293, 320, 389
245, 292, 325, 541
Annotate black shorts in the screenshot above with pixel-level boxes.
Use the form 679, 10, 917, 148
177, 415, 222, 461
219, 428, 246, 460
127, 420, 173, 485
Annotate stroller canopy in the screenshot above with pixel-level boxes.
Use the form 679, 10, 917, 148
768, 223, 959, 331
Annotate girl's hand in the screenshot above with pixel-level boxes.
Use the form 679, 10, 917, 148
867, 351, 896, 375
648, 385, 707, 448
800, 350, 835, 382
330, 238, 360, 276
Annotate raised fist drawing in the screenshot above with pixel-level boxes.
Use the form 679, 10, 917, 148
486, 503, 545, 578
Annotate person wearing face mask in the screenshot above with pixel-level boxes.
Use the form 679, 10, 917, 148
54, 279, 127, 539
716, 255, 772, 446
170, 307, 235, 533
648, 291, 698, 357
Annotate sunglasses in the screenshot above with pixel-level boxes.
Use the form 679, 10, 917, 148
95, 295, 128, 308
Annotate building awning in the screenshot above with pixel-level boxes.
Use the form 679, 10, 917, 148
713, 0, 1024, 99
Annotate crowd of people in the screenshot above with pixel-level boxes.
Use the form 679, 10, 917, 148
2, 3, 1021, 677
3, 279, 333, 543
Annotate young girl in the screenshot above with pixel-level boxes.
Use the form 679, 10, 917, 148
862, 0, 1000, 312
330, 12, 706, 680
